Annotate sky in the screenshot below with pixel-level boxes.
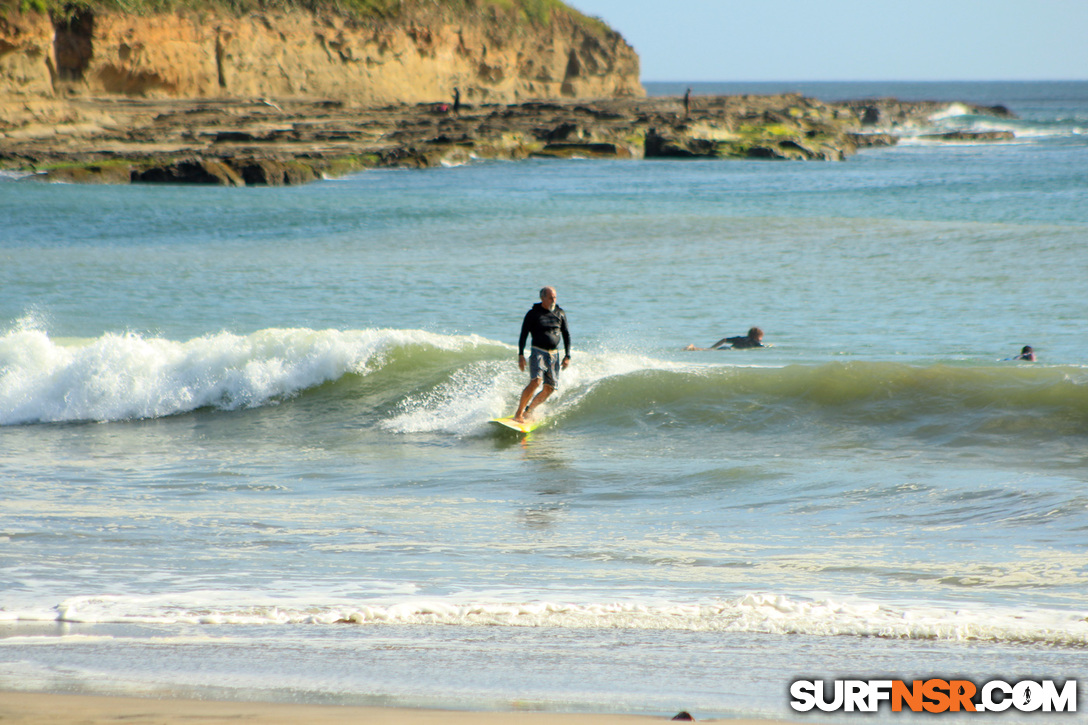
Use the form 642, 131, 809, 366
566, 0, 1088, 82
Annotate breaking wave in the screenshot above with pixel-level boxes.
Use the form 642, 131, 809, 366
3, 325, 1087, 447
3, 591, 1084, 648
0, 323, 499, 425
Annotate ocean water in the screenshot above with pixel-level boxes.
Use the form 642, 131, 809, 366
1, 81, 1087, 722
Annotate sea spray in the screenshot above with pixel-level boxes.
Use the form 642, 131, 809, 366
0, 326, 497, 425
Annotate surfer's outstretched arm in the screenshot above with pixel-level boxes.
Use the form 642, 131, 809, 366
684, 338, 728, 351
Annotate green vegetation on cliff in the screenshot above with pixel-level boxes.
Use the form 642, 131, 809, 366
5, 0, 601, 32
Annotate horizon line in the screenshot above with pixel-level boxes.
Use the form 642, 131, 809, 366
642, 78, 1088, 84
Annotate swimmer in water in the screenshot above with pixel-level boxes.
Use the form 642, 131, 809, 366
685, 326, 765, 351
1013, 345, 1036, 361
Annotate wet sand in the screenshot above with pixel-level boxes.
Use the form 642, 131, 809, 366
0, 691, 803, 725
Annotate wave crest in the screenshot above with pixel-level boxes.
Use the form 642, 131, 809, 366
0, 326, 494, 425
5, 326, 1086, 443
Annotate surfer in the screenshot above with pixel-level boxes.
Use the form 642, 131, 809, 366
685, 326, 765, 351
514, 286, 571, 423
1013, 345, 1036, 361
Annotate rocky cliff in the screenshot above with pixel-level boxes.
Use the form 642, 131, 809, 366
0, 1, 643, 110
0, 2, 1022, 186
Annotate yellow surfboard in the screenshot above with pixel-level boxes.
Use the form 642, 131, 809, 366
490, 416, 543, 434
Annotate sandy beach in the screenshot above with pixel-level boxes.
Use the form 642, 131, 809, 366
0, 691, 801, 725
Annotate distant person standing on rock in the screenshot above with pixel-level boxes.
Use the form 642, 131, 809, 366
684, 87, 692, 117
453, 87, 461, 113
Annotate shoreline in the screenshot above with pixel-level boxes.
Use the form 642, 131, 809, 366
0, 691, 803, 725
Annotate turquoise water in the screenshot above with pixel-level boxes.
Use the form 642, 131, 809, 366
2, 82, 1087, 721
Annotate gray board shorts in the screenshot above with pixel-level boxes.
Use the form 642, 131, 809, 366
528, 347, 561, 389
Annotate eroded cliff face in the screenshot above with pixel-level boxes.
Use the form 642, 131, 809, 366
0, 5, 643, 107
0, 12, 55, 96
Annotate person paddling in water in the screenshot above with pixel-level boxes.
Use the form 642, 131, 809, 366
514, 286, 571, 423
1013, 345, 1036, 361
685, 326, 765, 351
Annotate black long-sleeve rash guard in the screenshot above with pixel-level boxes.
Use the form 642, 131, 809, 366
518, 303, 571, 357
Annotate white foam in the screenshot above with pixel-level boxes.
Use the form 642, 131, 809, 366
0, 325, 492, 425
381, 350, 691, 435
927, 102, 974, 121
899, 110, 1083, 144
15, 591, 1085, 647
